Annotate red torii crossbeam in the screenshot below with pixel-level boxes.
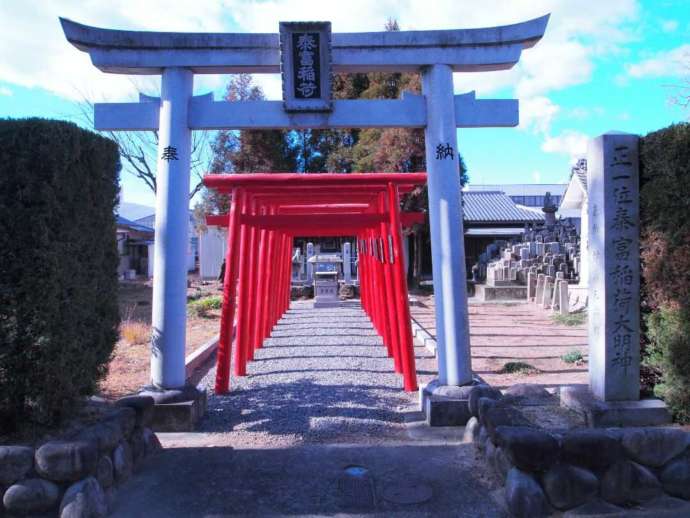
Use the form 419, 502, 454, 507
203, 173, 427, 394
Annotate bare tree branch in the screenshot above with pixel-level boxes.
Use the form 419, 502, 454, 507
76, 86, 213, 201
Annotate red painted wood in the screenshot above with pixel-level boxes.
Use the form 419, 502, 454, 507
388, 182, 418, 392
215, 188, 240, 394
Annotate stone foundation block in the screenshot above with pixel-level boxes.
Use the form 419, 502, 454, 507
560, 385, 671, 428
505, 467, 550, 518
541, 463, 598, 510
493, 426, 559, 472
139, 385, 207, 432
3, 478, 60, 515
419, 379, 477, 427
601, 460, 662, 505
0, 446, 34, 486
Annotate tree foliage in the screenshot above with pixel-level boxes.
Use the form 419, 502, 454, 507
640, 122, 690, 422
0, 119, 120, 432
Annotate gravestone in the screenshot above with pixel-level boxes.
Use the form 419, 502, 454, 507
342, 242, 352, 284
306, 242, 315, 282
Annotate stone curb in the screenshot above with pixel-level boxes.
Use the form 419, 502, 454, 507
184, 334, 219, 379
410, 317, 437, 356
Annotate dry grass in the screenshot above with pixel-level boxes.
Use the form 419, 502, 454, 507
120, 320, 150, 345
119, 305, 150, 345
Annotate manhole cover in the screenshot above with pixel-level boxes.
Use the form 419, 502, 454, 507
382, 481, 433, 505
344, 465, 369, 477
339, 465, 375, 509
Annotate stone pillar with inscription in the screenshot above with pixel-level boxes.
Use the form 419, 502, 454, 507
150, 68, 193, 389
419, 64, 477, 427
421, 64, 472, 388
562, 132, 670, 427
587, 133, 640, 401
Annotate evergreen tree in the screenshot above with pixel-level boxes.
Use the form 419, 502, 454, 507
197, 75, 298, 220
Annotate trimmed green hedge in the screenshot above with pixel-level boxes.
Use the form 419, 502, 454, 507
0, 119, 120, 431
640, 122, 690, 422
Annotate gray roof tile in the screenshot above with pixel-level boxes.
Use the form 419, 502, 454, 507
463, 191, 545, 223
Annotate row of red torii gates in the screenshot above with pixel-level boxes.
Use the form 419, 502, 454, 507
204, 172, 428, 393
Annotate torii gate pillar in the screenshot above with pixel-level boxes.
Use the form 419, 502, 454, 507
423, 64, 473, 387
150, 68, 193, 389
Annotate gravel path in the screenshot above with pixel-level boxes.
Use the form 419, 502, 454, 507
198, 300, 438, 447
112, 301, 507, 517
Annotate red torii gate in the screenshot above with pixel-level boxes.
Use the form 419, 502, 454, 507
203, 173, 427, 394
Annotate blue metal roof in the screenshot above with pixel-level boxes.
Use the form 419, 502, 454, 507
116, 215, 154, 234
462, 191, 545, 224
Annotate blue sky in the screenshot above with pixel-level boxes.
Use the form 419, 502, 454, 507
1, 0, 688, 207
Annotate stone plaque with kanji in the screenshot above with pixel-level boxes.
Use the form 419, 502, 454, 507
279, 21, 332, 112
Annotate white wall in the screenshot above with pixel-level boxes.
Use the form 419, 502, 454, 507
199, 227, 227, 279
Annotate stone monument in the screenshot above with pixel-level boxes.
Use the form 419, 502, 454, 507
561, 132, 670, 426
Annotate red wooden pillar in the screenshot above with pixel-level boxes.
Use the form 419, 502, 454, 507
245, 197, 259, 362
379, 193, 401, 371
280, 233, 290, 315
233, 192, 250, 377
367, 230, 381, 335
264, 205, 277, 340
388, 182, 417, 391
253, 209, 269, 350
215, 187, 242, 394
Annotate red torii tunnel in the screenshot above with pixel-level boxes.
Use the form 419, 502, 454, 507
203, 173, 428, 394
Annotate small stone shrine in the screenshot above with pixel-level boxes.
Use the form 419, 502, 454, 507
308, 254, 342, 308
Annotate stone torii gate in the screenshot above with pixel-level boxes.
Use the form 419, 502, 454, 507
60, 15, 549, 414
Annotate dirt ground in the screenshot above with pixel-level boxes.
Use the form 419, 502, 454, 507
410, 293, 588, 390
99, 276, 223, 399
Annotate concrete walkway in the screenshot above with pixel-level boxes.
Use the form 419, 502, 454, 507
110, 301, 505, 517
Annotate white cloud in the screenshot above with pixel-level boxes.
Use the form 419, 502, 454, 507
0, 0, 228, 102
541, 130, 588, 160
532, 171, 542, 183
0, 86, 12, 96
625, 44, 690, 79
661, 20, 678, 33
0, 0, 640, 103
519, 96, 560, 134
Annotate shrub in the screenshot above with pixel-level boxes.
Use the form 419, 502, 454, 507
0, 119, 120, 432
640, 123, 690, 308
561, 350, 584, 364
188, 295, 222, 318
639, 123, 690, 422
499, 362, 540, 375
643, 306, 690, 423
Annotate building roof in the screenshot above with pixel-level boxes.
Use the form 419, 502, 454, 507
116, 215, 154, 234
573, 159, 588, 191
560, 159, 588, 210
117, 201, 155, 222
463, 191, 545, 224
465, 227, 525, 237
465, 183, 567, 196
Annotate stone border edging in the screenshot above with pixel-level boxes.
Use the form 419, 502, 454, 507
411, 317, 437, 356
461, 383, 690, 517
0, 397, 162, 517
184, 334, 220, 379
